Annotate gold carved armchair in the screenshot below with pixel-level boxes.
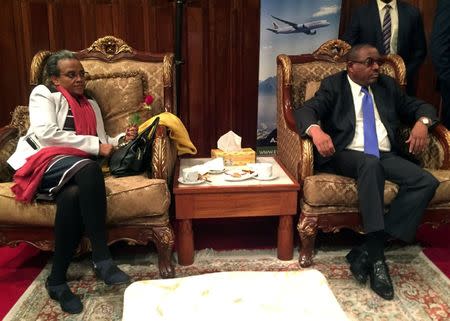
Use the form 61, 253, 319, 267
0, 36, 178, 278
276, 39, 450, 267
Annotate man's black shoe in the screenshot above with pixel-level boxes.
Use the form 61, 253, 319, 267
45, 279, 83, 314
369, 260, 394, 300
346, 247, 370, 284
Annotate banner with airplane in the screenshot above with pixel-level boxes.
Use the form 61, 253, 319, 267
257, 0, 342, 155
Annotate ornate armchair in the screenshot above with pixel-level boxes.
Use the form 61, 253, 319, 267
0, 36, 178, 278
276, 39, 450, 267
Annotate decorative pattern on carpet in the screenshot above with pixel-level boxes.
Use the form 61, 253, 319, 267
4, 246, 449, 321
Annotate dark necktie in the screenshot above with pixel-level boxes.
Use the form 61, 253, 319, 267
361, 87, 379, 158
382, 5, 392, 54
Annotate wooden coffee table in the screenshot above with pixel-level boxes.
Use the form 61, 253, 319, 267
173, 157, 300, 265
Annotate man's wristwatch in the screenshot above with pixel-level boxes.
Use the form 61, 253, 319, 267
419, 117, 431, 127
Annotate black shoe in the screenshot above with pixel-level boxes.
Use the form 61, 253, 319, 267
369, 260, 394, 300
94, 261, 131, 285
45, 279, 83, 314
346, 247, 370, 284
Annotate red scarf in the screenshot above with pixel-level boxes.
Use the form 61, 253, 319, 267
56, 85, 97, 136
11, 147, 89, 203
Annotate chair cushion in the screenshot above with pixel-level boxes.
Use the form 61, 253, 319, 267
0, 175, 169, 226
302, 169, 450, 209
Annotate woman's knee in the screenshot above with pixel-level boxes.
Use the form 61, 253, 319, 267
76, 161, 103, 179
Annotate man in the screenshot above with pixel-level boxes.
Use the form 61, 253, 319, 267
431, 0, 450, 129
342, 0, 427, 96
294, 44, 439, 300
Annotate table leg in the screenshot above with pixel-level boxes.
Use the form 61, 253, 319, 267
177, 219, 194, 265
277, 215, 293, 260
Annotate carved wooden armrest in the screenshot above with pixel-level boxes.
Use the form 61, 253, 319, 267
0, 126, 18, 151
151, 125, 177, 181
429, 124, 450, 169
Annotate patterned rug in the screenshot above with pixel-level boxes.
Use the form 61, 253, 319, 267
3, 246, 449, 321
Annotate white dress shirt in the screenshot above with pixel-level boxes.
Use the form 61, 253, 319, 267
346, 76, 391, 152
376, 0, 399, 54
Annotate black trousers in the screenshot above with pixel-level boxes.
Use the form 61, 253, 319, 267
323, 150, 439, 242
48, 162, 111, 285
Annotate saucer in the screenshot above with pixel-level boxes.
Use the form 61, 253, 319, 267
208, 169, 225, 174
224, 171, 257, 181
253, 174, 279, 181
178, 177, 205, 185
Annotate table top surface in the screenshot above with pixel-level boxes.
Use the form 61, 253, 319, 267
173, 157, 299, 193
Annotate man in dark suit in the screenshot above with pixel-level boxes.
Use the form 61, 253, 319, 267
342, 0, 427, 96
295, 44, 439, 300
431, 0, 450, 129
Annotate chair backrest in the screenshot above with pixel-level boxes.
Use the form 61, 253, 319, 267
276, 39, 407, 179
29, 36, 175, 137
277, 39, 406, 133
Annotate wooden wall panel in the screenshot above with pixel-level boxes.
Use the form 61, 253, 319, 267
0, 0, 443, 158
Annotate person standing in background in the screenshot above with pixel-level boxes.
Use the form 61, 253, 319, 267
431, 0, 450, 129
342, 0, 427, 96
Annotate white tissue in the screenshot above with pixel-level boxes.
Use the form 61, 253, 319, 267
203, 157, 224, 171
217, 131, 242, 152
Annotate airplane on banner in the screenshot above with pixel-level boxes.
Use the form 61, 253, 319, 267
266, 15, 330, 35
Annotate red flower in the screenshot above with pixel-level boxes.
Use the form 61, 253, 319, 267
144, 95, 154, 105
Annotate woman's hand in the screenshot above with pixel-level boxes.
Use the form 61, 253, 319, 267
125, 125, 138, 142
99, 143, 114, 157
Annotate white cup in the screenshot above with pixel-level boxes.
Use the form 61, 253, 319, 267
182, 167, 200, 182
253, 163, 273, 179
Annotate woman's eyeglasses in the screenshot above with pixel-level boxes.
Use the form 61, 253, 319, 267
350, 57, 384, 67
61, 71, 89, 79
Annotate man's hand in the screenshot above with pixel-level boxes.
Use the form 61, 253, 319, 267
99, 143, 114, 157
125, 125, 138, 142
406, 121, 429, 154
309, 126, 335, 157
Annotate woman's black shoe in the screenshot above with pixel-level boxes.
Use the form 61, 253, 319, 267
93, 260, 131, 285
45, 280, 83, 314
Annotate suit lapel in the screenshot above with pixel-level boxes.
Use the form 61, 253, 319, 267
371, 83, 391, 126
396, 1, 406, 54
343, 76, 356, 128
369, 0, 384, 53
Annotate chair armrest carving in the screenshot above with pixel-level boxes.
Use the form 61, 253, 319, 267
430, 124, 450, 169
0, 126, 19, 182
151, 125, 177, 181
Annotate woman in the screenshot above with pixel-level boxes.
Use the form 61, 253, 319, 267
7, 50, 137, 314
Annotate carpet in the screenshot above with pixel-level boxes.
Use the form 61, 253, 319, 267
3, 246, 449, 321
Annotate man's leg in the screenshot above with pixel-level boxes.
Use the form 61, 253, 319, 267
329, 150, 394, 299
380, 153, 439, 242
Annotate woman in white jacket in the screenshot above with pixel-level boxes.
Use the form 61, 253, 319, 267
8, 50, 137, 314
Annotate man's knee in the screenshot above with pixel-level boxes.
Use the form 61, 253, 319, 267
422, 171, 440, 194
360, 156, 383, 173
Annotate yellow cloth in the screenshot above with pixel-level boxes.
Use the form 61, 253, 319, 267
138, 112, 197, 155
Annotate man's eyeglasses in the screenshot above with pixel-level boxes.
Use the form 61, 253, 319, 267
61, 71, 88, 79
350, 57, 384, 67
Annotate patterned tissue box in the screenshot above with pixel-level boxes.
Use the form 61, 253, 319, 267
211, 148, 256, 166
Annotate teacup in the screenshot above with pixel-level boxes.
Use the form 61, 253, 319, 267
182, 167, 200, 183
249, 162, 273, 179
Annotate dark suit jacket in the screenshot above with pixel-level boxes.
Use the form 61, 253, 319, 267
294, 71, 438, 166
342, 0, 426, 85
431, 0, 450, 81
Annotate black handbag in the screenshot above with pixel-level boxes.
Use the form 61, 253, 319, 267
109, 116, 160, 177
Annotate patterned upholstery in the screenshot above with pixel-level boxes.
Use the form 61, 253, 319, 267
0, 36, 177, 278
276, 39, 450, 267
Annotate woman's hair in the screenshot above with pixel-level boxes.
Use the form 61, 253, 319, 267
43, 50, 78, 88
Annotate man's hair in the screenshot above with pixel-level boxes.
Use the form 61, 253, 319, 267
43, 50, 77, 88
346, 44, 376, 62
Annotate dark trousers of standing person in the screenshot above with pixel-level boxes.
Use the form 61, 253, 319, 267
47, 162, 111, 286
439, 77, 450, 130
323, 150, 439, 258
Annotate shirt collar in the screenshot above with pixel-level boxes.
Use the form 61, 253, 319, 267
376, 0, 397, 11
347, 75, 368, 95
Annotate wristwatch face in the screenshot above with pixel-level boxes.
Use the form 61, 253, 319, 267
421, 118, 430, 126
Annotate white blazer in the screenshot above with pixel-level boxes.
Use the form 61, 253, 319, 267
7, 85, 123, 170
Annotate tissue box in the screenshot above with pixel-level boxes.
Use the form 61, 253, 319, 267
211, 148, 256, 166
